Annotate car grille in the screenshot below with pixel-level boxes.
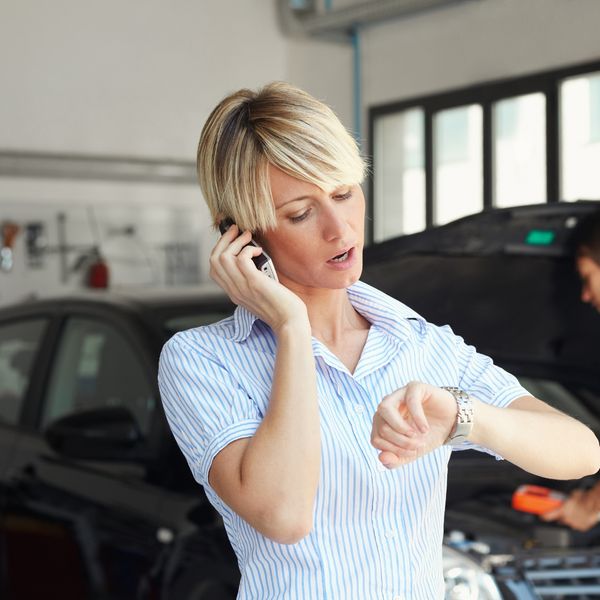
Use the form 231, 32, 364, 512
495, 550, 600, 599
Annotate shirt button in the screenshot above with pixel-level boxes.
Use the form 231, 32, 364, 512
336, 383, 342, 394
385, 530, 396, 539
393, 596, 404, 600
354, 404, 365, 414
377, 462, 387, 472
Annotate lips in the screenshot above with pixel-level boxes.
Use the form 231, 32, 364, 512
327, 246, 354, 263
325, 246, 358, 270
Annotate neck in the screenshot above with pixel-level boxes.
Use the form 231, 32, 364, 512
283, 283, 370, 345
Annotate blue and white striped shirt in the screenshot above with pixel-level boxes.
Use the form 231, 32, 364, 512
158, 280, 528, 600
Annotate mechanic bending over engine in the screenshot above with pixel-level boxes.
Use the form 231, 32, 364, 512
542, 208, 600, 532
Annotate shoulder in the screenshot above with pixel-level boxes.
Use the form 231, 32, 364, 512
160, 315, 238, 365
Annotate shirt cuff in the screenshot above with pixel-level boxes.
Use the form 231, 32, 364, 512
198, 418, 262, 486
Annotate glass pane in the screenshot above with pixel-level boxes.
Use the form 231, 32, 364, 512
561, 71, 600, 201
43, 318, 155, 434
493, 93, 546, 207
0, 319, 47, 426
373, 108, 425, 241
433, 105, 483, 225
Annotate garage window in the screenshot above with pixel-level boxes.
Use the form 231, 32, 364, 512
561, 71, 600, 202
369, 59, 600, 243
373, 108, 425, 241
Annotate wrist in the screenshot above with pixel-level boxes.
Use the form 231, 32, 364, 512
272, 315, 311, 340
441, 387, 474, 446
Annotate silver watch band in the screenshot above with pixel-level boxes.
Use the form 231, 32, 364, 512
441, 386, 474, 446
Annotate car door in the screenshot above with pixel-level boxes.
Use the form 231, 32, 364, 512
0, 316, 51, 599
0, 317, 48, 473
3, 309, 169, 600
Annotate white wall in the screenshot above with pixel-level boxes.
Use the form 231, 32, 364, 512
361, 0, 600, 117
1, 0, 287, 158
0, 0, 289, 304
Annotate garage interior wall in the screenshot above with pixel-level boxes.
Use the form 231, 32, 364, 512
2, 0, 600, 304
0, 1, 290, 305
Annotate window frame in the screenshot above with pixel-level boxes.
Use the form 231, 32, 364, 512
0, 316, 50, 430
367, 57, 600, 243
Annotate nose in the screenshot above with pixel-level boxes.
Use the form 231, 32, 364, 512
321, 203, 348, 242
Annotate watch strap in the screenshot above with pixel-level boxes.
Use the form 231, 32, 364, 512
441, 386, 474, 446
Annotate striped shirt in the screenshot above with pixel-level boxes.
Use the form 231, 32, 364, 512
158, 280, 529, 600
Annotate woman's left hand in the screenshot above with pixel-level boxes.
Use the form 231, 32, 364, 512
371, 382, 458, 468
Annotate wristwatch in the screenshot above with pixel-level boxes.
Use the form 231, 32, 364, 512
441, 386, 474, 446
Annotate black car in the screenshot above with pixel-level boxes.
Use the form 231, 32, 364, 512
0, 201, 599, 599
0, 285, 240, 599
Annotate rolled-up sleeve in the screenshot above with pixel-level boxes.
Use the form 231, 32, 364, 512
158, 332, 262, 486
434, 324, 530, 459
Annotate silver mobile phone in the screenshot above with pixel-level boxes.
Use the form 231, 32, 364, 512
218, 218, 278, 281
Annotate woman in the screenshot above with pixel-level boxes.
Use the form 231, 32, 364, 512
158, 82, 600, 599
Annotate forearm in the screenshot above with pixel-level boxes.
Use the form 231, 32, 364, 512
469, 397, 600, 479
239, 319, 320, 535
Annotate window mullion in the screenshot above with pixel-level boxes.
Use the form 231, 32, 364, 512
546, 82, 559, 202
425, 107, 434, 228
483, 101, 493, 210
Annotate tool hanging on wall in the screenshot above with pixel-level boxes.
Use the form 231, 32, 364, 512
0, 222, 21, 273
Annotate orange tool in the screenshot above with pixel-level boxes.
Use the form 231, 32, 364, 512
512, 485, 566, 515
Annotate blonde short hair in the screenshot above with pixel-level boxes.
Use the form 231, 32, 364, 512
197, 81, 367, 233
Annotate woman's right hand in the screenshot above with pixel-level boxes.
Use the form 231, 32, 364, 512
209, 224, 309, 334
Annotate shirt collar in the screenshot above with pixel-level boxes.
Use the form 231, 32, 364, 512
229, 280, 424, 344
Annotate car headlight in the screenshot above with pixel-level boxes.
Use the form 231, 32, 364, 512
443, 544, 503, 600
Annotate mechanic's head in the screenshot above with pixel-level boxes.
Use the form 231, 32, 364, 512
571, 209, 600, 312
196, 81, 367, 234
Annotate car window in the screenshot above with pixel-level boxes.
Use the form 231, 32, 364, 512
517, 376, 600, 431
0, 319, 47, 426
42, 317, 155, 434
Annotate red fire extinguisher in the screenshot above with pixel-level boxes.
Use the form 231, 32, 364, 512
87, 249, 109, 289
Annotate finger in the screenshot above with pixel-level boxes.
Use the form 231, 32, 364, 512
379, 448, 419, 469
212, 223, 240, 253
371, 431, 421, 454
221, 229, 253, 257
405, 387, 430, 434
540, 508, 562, 521
213, 232, 255, 287
373, 422, 424, 451
236, 244, 268, 279
376, 396, 418, 437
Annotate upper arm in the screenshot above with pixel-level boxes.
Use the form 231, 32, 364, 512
158, 333, 262, 488
508, 394, 564, 415
208, 437, 252, 513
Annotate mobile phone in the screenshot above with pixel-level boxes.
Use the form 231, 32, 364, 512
218, 218, 278, 281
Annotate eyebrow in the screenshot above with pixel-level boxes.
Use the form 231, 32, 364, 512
275, 186, 352, 211
275, 195, 311, 211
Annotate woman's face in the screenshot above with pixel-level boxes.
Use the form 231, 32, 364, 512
258, 165, 365, 295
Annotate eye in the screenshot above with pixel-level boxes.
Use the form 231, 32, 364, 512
290, 209, 311, 223
333, 190, 353, 201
